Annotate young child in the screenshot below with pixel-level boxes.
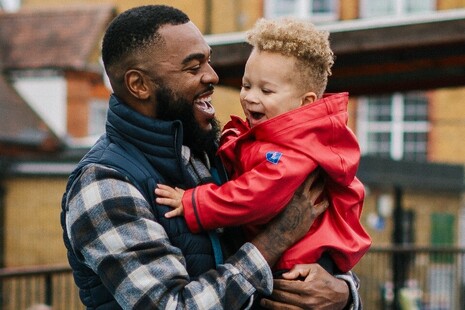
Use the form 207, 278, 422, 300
156, 18, 371, 274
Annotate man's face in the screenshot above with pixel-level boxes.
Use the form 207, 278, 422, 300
150, 22, 220, 132
155, 85, 220, 157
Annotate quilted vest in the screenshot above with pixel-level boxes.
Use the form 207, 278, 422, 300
60, 96, 217, 309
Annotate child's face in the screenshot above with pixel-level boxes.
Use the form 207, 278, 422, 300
240, 49, 316, 128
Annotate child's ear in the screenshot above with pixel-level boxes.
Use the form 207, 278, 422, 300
301, 92, 317, 106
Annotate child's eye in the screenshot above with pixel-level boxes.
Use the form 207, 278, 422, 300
241, 84, 250, 89
262, 88, 272, 94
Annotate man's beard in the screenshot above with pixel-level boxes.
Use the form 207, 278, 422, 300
155, 86, 220, 158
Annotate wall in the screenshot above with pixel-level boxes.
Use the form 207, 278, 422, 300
339, 0, 359, 20
428, 87, 465, 165
210, 0, 262, 33
4, 176, 68, 267
21, 0, 254, 34
437, 0, 465, 10
360, 188, 462, 247
66, 71, 110, 139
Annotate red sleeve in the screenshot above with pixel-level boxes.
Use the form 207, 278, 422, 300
182, 148, 318, 233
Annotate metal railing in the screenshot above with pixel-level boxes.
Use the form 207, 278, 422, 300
1, 246, 464, 310
353, 246, 465, 310
0, 264, 83, 310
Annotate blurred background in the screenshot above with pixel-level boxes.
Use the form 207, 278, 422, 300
0, 0, 465, 309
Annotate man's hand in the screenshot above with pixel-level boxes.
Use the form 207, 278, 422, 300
260, 264, 350, 310
251, 170, 328, 267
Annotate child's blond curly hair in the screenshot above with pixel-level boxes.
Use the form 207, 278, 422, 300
246, 18, 334, 97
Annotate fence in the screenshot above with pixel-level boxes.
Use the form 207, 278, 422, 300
353, 246, 465, 310
0, 264, 83, 310
0, 246, 464, 310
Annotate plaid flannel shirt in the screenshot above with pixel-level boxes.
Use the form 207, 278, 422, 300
65, 163, 273, 309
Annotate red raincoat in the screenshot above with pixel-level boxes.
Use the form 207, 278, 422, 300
183, 92, 371, 272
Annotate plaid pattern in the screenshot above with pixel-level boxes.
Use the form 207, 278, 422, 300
65, 163, 272, 309
181, 145, 216, 185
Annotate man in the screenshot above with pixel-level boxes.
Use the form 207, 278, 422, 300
61, 5, 359, 309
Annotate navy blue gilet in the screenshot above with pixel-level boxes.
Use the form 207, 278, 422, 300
60, 95, 220, 309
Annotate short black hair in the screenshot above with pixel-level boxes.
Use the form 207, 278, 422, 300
102, 5, 190, 69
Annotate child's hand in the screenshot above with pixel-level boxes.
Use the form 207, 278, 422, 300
155, 184, 185, 218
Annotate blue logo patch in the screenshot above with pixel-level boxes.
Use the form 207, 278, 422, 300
266, 151, 282, 164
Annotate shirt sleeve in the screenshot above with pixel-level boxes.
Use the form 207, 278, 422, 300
335, 271, 361, 310
183, 148, 318, 233
64, 164, 273, 309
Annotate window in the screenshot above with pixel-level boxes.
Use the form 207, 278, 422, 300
88, 99, 108, 137
356, 92, 429, 161
0, 0, 20, 12
360, 0, 435, 18
264, 0, 337, 23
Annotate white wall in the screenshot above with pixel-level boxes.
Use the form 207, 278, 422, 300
12, 73, 67, 138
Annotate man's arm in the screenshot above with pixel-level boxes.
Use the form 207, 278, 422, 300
65, 164, 272, 309
66, 165, 327, 309
254, 171, 361, 310
251, 170, 328, 267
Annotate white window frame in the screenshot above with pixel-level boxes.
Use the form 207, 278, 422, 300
359, 0, 435, 18
356, 92, 429, 161
264, 0, 338, 23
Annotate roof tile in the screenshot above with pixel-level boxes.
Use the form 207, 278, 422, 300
0, 4, 115, 70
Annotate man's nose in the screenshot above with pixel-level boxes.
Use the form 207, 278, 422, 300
202, 63, 219, 85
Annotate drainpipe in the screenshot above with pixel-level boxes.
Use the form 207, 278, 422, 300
0, 160, 7, 308
0, 160, 8, 269
392, 185, 404, 310
392, 185, 415, 310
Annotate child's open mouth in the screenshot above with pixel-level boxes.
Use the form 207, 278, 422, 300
252, 112, 264, 120
248, 111, 265, 127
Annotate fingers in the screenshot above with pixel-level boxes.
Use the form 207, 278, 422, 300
270, 279, 321, 309
273, 279, 308, 295
312, 199, 329, 218
260, 297, 303, 310
155, 184, 174, 198
154, 184, 182, 207
155, 197, 178, 207
308, 174, 324, 203
295, 169, 317, 196
264, 282, 307, 309
155, 184, 176, 196
281, 264, 313, 280
164, 208, 183, 218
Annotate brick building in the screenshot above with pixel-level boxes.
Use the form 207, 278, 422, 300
0, 0, 464, 293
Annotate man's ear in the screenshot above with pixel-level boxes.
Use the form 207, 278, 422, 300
124, 69, 151, 100
301, 92, 318, 106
